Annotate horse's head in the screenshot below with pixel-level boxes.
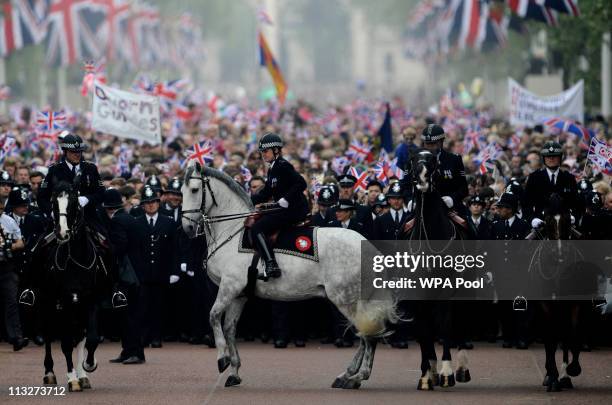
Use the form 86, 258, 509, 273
182, 160, 212, 238
413, 150, 437, 193
52, 181, 82, 242
543, 193, 571, 240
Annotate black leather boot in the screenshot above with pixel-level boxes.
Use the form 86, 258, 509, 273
256, 233, 281, 280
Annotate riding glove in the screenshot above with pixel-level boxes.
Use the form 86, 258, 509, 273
78, 196, 89, 207
169, 275, 180, 284
441, 196, 453, 208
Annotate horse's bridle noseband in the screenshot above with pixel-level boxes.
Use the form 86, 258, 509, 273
182, 172, 219, 237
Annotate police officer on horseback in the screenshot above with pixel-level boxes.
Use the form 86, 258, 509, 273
251, 133, 308, 280
37, 132, 105, 229
524, 141, 578, 229
405, 124, 469, 217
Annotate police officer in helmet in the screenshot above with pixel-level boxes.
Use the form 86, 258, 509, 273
524, 140, 578, 229
38, 131, 105, 228
406, 124, 469, 217
251, 133, 308, 280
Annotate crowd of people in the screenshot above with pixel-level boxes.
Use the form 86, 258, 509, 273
0, 94, 611, 361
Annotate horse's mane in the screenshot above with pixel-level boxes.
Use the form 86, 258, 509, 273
53, 181, 73, 195
189, 165, 254, 209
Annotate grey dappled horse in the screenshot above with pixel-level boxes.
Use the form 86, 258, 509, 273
181, 161, 397, 389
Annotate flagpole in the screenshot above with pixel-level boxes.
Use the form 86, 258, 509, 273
0, 57, 6, 116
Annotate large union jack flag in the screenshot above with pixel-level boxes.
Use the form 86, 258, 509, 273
36, 110, 66, 133
185, 140, 214, 166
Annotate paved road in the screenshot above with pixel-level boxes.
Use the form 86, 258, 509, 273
1, 341, 611, 405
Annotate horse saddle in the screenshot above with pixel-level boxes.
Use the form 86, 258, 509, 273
242, 216, 319, 262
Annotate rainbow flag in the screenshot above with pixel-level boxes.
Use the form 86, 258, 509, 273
258, 30, 287, 104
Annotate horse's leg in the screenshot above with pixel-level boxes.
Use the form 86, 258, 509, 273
341, 338, 378, 389
210, 281, 240, 373
83, 303, 99, 372
332, 337, 366, 388
439, 339, 456, 388
417, 338, 435, 390
75, 338, 91, 389
43, 340, 57, 385
455, 348, 471, 383
223, 297, 247, 387
544, 339, 561, 392
566, 303, 582, 377
559, 344, 574, 389
61, 336, 81, 392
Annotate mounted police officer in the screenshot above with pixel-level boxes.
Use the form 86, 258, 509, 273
524, 141, 578, 229
405, 124, 469, 218
251, 133, 308, 280
37, 132, 105, 231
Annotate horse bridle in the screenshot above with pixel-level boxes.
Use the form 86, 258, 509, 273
181, 171, 218, 237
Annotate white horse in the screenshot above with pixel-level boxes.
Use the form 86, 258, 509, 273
181, 161, 397, 389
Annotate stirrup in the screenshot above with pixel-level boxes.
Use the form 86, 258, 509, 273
19, 289, 35, 306
513, 296, 527, 311
112, 291, 128, 309
592, 296, 607, 310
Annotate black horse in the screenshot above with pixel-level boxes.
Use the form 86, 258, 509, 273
528, 192, 594, 392
405, 150, 473, 390
31, 179, 109, 392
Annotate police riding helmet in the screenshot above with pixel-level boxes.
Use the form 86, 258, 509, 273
540, 141, 563, 158
58, 131, 87, 152
258, 132, 284, 152
421, 124, 445, 143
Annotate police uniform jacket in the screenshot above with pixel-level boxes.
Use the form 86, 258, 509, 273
325, 218, 368, 238
12, 213, 45, 273
490, 216, 530, 240
38, 159, 105, 219
137, 214, 179, 284
251, 157, 309, 221
107, 209, 144, 274
468, 215, 492, 240
523, 168, 578, 221
326, 203, 373, 239
373, 209, 410, 240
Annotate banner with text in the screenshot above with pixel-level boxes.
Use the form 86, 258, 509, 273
508, 78, 584, 126
92, 82, 161, 144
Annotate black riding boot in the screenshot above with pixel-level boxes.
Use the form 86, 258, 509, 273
255, 233, 281, 280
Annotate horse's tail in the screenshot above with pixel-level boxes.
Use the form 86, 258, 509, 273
352, 299, 399, 338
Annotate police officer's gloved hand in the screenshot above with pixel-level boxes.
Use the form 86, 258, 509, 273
406, 200, 414, 212
169, 275, 180, 284
78, 196, 89, 207
441, 196, 453, 208
187, 271, 195, 277
531, 218, 544, 229
277, 198, 289, 208
180, 263, 187, 272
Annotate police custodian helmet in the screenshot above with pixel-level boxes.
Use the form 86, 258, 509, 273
258, 132, 284, 152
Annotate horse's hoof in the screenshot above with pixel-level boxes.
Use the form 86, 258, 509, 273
430, 372, 440, 386
224, 375, 242, 387
439, 374, 456, 388
417, 378, 434, 391
331, 377, 347, 389
68, 380, 82, 392
456, 367, 471, 383
82, 360, 98, 373
341, 379, 361, 389
546, 377, 561, 392
79, 377, 91, 389
567, 360, 581, 377
559, 377, 573, 389
542, 375, 551, 386
217, 357, 230, 373
43, 373, 57, 385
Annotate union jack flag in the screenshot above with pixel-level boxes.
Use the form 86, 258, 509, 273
240, 165, 252, 183
373, 161, 389, 186
45, 0, 108, 66
331, 156, 350, 175
36, 110, 66, 133
389, 158, 404, 180
348, 166, 369, 193
474, 142, 502, 175
0, 134, 18, 163
587, 137, 612, 176
507, 132, 522, 154
115, 143, 131, 175
29, 131, 58, 152
346, 139, 371, 163
185, 140, 214, 166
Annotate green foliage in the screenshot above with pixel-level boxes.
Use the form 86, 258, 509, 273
545, 0, 611, 110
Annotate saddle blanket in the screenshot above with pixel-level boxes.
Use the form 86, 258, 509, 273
239, 227, 319, 262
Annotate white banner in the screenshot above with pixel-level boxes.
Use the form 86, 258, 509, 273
508, 78, 584, 126
91, 82, 161, 144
